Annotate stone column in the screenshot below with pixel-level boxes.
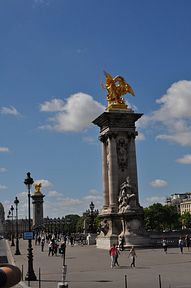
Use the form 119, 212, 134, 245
100, 136, 109, 210
108, 133, 118, 212
31, 190, 45, 229
127, 131, 139, 203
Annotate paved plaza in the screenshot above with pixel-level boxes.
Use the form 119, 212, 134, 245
4, 238, 191, 288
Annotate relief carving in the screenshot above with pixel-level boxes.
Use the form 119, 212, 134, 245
116, 137, 128, 171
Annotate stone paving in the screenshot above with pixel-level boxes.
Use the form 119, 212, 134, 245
6, 238, 191, 288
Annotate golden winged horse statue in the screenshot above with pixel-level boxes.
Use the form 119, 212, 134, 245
101, 71, 135, 110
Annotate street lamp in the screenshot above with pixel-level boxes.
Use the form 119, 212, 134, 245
7, 210, 11, 241
89, 201, 95, 233
10, 205, 15, 246
14, 196, 21, 255
24, 172, 37, 281
89, 201, 95, 214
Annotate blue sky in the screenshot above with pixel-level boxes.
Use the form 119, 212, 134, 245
1, 0, 191, 219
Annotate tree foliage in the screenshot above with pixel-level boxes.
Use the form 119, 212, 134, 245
144, 203, 180, 231
180, 212, 191, 228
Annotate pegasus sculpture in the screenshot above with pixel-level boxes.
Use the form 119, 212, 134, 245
102, 71, 135, 110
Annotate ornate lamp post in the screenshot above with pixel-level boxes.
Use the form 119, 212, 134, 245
14, 197, 21, 255
7, 210, 11, 241
89, 201, 95, 233
24, 172, 37, 281
10, 205, 15, 246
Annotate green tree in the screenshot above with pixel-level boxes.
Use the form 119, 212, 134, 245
65, 214, 80, 234
144, 203, 180, 231
180, 212, 191, 229
76, 216, 85, 233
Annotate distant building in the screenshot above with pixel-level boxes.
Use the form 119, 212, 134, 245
166, 193, 191, 213
180, 199, 191, 215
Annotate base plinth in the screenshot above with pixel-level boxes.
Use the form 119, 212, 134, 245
96, 210, 151, 249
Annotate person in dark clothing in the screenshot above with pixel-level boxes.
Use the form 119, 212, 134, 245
185, 235, 190, 251
162, 238, 168, 254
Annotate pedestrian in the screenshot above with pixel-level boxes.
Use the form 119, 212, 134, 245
128, 246, 137, 268
119, 235, 125, 251
70, 235, 74, 246
53, 241, 58, 256
37, 235, 41, 245
162, 238, 168, 254
59, 241, 66, 255
185, 235, 190, 251
109, 243, 118, 268
114, 246, 120, 266
41, 237, 45, 252
48, 241, 54, 256
178, 237, 184, 254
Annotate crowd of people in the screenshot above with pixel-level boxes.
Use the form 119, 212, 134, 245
162, 234, 191, 254
34, 232, 87, 256
109, 234, 191, 269
2, 233, 191, 287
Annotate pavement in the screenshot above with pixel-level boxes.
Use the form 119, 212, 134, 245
5, 238, 191, 288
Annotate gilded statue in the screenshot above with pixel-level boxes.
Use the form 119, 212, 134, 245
34, 183, 42, 193
101, 71, 135, 110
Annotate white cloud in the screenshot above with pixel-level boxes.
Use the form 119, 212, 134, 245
0, 147, 9, 153
139, 80, 191, 146
149, 179, 168, 188
47, 190, 62, 197
39, 93, 105, 132
34, 179, 52, 188
142, 196, 166, 207
40, 99, 65, 112
82, 136, 96, 144
0, 167, 6, 172
0, 106, 20, 116
176, 154, 191, 164
33, 0, 50, 7
0, 184, 7, 190
136, 131, 145, 141
3, 188, 103, 218
44, 191, 102, 217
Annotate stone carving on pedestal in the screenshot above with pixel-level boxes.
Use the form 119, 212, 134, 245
116, 138, 128, 171
118, 177, 136, 213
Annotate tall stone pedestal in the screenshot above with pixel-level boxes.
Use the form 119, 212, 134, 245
31, 184, 45, 229
93, 109, 150, 249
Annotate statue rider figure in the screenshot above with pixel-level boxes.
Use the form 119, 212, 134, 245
118, 177, 136, 213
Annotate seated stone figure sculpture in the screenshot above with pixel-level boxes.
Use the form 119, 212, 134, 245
118, 177, 136, 212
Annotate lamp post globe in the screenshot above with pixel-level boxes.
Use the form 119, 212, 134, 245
14, 196, 21, 255
24, 172, 37, 281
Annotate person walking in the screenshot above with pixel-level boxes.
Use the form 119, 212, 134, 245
119, 235, 125, 251
114, 246, 120, 266
41, 237, 45, 252
128, 246, 137, 268
162, 238, 168, 254
109, 243, 118, 268
178, 237, 184, 254
48, 240, 54, 256
185, 235, 190, 251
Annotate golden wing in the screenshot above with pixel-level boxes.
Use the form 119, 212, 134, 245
113, 75, 135, 97
125, 83, 135, 96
